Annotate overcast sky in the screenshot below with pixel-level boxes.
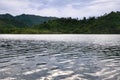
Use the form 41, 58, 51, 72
0, 0, 120, 18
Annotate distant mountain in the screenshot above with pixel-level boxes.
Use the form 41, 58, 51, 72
15, 14, 57, 26
0, 14, 27, 28
0, 13, 57, 27
0, 14, 14, 19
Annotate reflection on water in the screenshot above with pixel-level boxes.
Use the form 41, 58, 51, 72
0, 35, 120, 80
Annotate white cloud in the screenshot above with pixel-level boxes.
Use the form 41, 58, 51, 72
57, 0, 120, 18
0, 0, 120, 18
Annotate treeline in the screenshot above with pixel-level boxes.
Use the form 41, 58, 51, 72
0, 11, 120, 34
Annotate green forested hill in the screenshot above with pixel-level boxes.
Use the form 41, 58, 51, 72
0, 14, 27, 33
0, 11, 120, 34
0, 13, 57, 33
15, 14, 57, 26
33, 11, 120, 34
0, 14, 57, 26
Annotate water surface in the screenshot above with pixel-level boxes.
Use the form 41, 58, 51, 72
0, 34, 120, 80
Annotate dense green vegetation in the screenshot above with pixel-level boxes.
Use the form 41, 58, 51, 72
0, 11, 120, 34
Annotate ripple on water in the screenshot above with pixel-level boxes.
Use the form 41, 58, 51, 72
0, 35, 120, 80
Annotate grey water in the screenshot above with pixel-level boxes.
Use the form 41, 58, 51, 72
0, 34, 120, 80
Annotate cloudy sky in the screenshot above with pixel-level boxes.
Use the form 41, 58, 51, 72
0, 0, 120, 18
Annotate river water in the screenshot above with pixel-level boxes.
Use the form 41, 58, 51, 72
0, 34, 120, 80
